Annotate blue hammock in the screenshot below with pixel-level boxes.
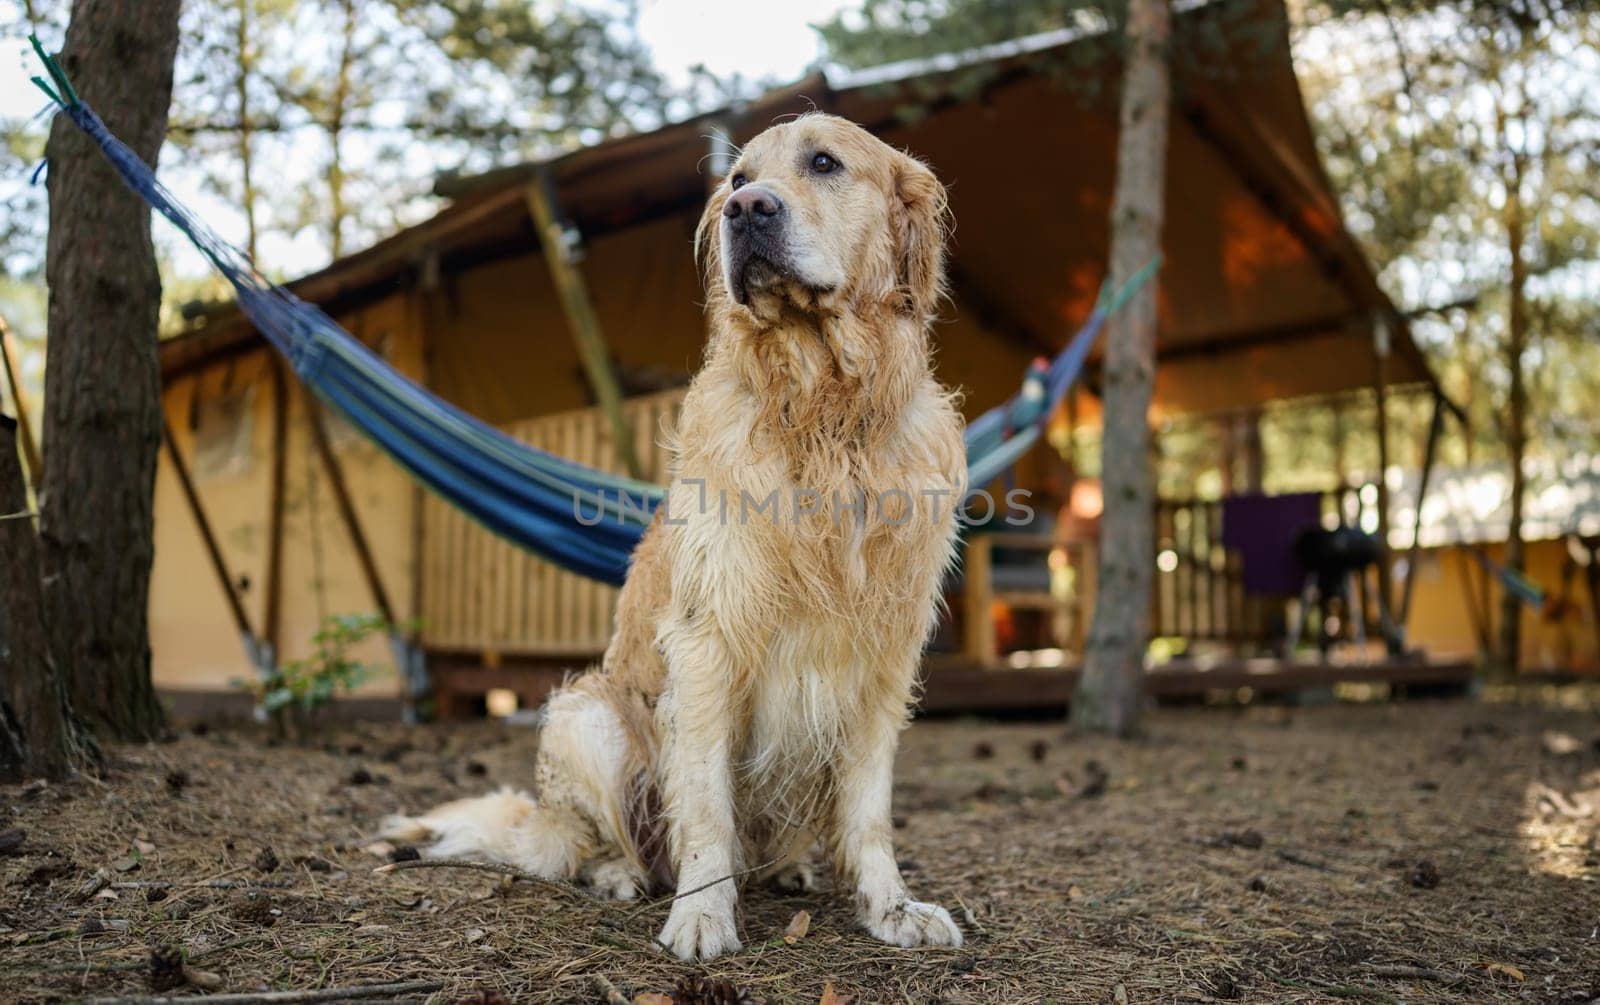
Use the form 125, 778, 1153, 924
31, 42, 1157, 587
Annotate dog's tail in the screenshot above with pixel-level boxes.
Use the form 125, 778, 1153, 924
378, 787, 591, 878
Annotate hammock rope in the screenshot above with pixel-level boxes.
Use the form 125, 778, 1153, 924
29, 36, 1159, 587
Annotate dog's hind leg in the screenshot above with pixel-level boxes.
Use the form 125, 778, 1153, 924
580, 856, 641, 901
379, 786, 589, 878
378, 681, 646, 893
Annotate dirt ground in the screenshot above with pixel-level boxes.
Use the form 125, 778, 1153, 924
3, 686, 1598, 1004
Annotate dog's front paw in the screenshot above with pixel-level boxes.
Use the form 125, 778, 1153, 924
658, 900, 740, 960
863, 899, 963, 949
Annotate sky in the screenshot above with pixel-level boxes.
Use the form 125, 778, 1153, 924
635, 0, 851, 90
0, 0, 854, 283
1, 0, 852, 128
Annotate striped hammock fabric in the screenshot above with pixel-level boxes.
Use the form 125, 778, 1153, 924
32, 41, 1156, 587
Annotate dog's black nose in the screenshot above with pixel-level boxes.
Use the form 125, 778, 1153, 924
723, 186, 783, 226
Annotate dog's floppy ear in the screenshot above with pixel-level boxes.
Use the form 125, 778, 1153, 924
892, 153, 949, 320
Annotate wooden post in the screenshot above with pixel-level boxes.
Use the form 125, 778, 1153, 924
963, 534, 997, 667
524, 171, 642, 478
161, 418, 258, 653
1218, 412, 1236, 496
0, 316, 42, 486
1239, 409, 1264, 493
407, 270, 438, 650
1397, 390, 1445, 631
262, 356, 290, 658
305, 397, 397, 625
1371, 313, 1394, 619
1330, 398, 1347, 488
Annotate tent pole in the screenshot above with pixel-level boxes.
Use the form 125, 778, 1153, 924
402, 277, 438, 715
262, 355, 289, 663
1330, 398, 1347, 487
524, 171, 642, 479
0, 315, 42, 486
1397, 388, 1444, 632
161, 417, 267, 673
306, 397, 396, 625
406, 265, 438, 650
304, 395, 428, 719
1372, 313, 1394, 630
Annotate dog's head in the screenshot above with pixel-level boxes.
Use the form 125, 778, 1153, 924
697, 114, 949, 326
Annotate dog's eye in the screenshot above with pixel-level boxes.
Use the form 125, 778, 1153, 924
810, 152, 839, 175
730, 173, 748, 190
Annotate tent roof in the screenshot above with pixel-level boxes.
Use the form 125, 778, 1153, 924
161, 0, 1443, 418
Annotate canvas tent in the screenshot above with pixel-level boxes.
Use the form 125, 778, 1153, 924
149, 0, 1452, 709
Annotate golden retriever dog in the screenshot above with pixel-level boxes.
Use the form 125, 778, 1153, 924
382, 113, 967, 961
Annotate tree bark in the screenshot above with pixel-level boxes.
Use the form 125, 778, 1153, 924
1497, 149, 1529, 674
1073, 0, 1171, 737
40, 0, 182, 741
328, 0, 358, 260
1, 416, 97, 781
235, 0, 260, 261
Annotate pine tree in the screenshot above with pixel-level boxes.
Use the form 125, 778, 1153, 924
38, 0, 183, 741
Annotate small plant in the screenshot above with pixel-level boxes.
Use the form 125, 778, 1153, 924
235, 612, 402, 737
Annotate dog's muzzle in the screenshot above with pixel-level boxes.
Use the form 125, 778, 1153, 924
722, 185, 790, 305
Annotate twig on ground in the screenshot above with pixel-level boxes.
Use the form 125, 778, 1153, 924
111, 879, 297, 891
592, 974, 631, 1004
1364, 963, 1469, 983
1267, 972, 1398, 1003
1274, 848, 1339, 872
86, 979, 445, 1005
622, 855, 784, 924
375, 857, 600, 904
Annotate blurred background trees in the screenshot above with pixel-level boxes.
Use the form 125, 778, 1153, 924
1299, 1, 1600, 669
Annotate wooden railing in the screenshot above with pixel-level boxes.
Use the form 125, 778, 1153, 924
1151, 487, 1383, 647
419, 387, 685, 656
1152, 499, 1264, 642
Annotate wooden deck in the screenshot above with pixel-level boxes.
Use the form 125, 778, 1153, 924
424, 646, 1477, 718
917, 654, 1476, 713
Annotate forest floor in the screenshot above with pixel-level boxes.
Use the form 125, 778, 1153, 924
3, 685, 1598, 1004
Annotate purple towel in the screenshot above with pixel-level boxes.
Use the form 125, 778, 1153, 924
1220, 492, 1324, 596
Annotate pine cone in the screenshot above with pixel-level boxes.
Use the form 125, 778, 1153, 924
230, 891, 276, 926
252, 845, 280, 874
148, 944, 185, 992
673, 973, 760, 1004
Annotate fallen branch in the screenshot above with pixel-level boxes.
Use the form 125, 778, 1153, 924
375, 857, 599, 903
1274, 848, 1339, 873
87, 978, 444, 1005
623, 854, 783, 924
1364, 964, 1469, 984
112, 879, 297, 891
1267, 972, 1397, 1003
374, 853, 780, 931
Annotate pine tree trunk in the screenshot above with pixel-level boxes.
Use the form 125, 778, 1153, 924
1073, 0, 1171, 737
1, 416, 97, 781
235, 0, 260, 261
1497, 154, 1529, 674
39, 0, 182, 741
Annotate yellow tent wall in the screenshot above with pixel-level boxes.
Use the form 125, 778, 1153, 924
152, 293, 425, 701
1403, 537, 1597, 673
